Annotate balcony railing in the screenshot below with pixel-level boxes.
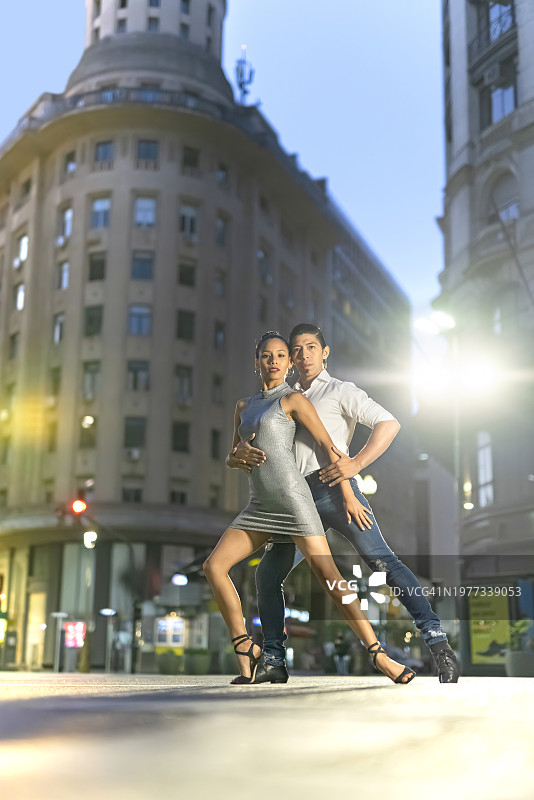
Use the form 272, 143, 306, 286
468, 8, 516, 65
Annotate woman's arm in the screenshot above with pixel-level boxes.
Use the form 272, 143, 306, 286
225, 399, 251, 471
283, 393, 372, 528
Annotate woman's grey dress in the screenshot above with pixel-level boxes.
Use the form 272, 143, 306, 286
230, 382, 325, 540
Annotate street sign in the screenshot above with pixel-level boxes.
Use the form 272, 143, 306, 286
64, 620, 86, 648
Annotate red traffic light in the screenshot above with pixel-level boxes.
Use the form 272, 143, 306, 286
71, 500, 87, 515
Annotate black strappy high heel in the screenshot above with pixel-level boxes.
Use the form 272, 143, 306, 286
367, 641, 416, 685
230, 634, 261, 685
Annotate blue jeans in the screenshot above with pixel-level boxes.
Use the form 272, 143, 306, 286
256, 477, 448, 665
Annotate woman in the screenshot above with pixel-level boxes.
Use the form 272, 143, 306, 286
203, 332, 415, 685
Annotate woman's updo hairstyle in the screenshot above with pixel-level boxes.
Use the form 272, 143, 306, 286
255, 331, 291, 359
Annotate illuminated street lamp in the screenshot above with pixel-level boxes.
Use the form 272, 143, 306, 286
83, 530, 98, 549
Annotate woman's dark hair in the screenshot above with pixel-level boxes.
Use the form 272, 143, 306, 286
255, 330, 291, 359
288, 323, 327, 350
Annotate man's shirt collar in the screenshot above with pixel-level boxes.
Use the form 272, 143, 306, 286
294, 369, 331, 392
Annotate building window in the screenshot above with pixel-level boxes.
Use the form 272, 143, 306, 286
94, 141, 114, 164
181, 0, 190, 13
149, 0, 161, 6
480, 58, 516, 130
211, 429, 221, 460
13, 284, 25, 311
488, 172, 519, 224
88, 252, 106, 281
214, 320, 225, 350
20, 178, 32, 201
82, 362, 100, 399
170, 489, 187, 505
122, 487, 143, 503
209, 485, 220, 508
131, 251, 154, 280
0, 437, 11, 466
64, 151, 77, 175
180, 23, 189, 39
129, 305, 152, 336
116, 18, 127, 33
60, 207, 73, 239
176, 310, 195, 341
134, 197, 156, 228
215, 215, 228, 246
477, 431, 494, 507
80, 417, 97, 449
207, 3, 214, 26
175, 365, 193, 404
137, 139, 159, 165
212, 375, 224, 404
124, 417, 146, 448
92, 27, 100, 43
206, 36, 212, 52
57, 261, 69, 290
93, 0, 102, 18
179, 205, 198, 240
91, 198, 111, 229
178, 260, 196, 287
119, 0, 128, 7
47, 422, 57, 453
84, 305, 103, 336
215, 163, 228, 187
50, 367, 62, 396
147, 17, 159, 31
172, 421, 190, 452
16, 234, 29, 264
257, 247, 273, 285
213, 268, 226, 297
9, 333, 20, 359
280, 265, 296, 311
52, 313, 65, 344
182, 146, 200, 173
127, 360, 150, 391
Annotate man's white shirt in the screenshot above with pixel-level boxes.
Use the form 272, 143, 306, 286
292, 369, 396, 476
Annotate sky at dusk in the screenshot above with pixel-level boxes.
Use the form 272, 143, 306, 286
0, 0, 446, 333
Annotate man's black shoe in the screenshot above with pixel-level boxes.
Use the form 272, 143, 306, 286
431, 646, 460, 683
252, 654, 289, 684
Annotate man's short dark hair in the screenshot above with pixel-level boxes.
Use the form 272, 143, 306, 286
288, 323, 327, 350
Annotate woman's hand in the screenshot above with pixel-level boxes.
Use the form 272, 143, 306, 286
341, 486, 373, 529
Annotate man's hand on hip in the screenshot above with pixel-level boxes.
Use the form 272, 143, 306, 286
319, 446, 360, 485
228, 434, 266, 472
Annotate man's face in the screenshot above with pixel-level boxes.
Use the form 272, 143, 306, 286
291, 334, 329, 383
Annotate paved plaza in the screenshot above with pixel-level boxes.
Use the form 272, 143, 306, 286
0, 672, 532, 800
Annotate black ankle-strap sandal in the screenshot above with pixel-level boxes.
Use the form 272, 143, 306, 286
367, 641, 416, 685
230, 634, 261, 685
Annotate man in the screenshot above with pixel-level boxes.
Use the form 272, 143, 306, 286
227, 323, 459, 683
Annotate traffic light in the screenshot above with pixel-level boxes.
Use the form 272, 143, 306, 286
71, 499, 87, 515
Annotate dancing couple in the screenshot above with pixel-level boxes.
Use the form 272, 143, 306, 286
203, 323, 459, 685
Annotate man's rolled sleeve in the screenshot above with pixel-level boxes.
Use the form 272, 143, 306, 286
339, 381, 397, 429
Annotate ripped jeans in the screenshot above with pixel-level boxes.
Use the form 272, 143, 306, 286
256, 475, 447, 665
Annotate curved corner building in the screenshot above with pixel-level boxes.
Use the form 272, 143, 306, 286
0, 0, 412, 670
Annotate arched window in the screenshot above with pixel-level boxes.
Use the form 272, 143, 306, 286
487, 172, 519, 224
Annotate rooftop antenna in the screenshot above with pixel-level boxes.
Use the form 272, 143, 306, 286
235, 44, 255, 105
